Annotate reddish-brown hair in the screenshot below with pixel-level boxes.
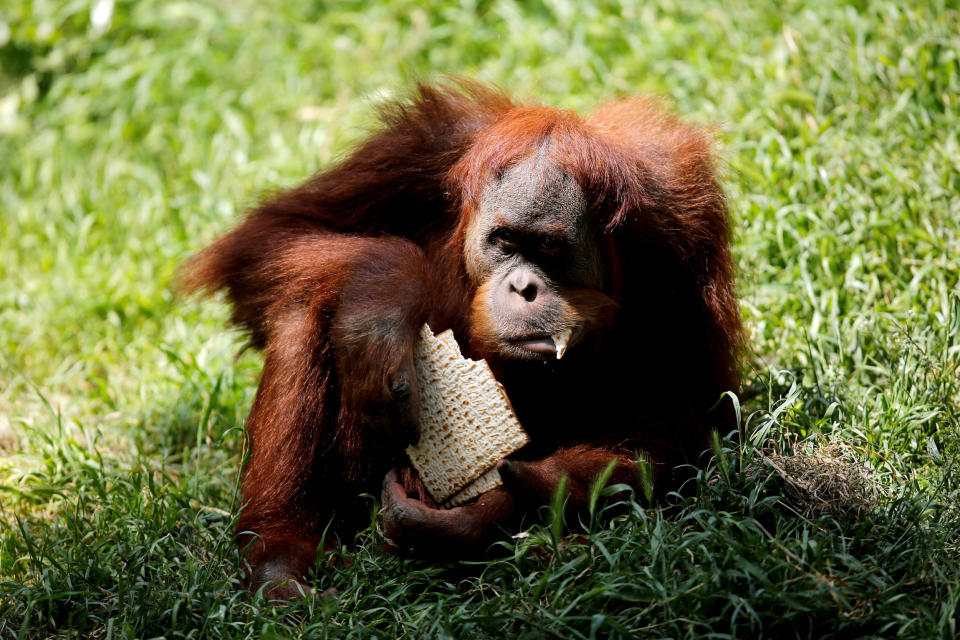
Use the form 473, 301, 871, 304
182, 79, 742, 597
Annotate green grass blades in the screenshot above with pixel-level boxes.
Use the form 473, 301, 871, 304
2, 0, 959, 637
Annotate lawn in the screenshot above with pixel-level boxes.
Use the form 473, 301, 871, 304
1, 0, 959, 637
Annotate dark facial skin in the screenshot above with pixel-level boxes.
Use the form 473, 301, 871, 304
463, 146, 603, 361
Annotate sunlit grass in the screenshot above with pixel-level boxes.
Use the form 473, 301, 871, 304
1, 0, 958, 637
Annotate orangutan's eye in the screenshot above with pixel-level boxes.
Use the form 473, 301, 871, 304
539, 234, 562, 254
490, 228, 519, 253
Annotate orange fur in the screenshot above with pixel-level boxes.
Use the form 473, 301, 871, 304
182, 79, 743, 593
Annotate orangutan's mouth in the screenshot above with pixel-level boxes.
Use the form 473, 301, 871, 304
506, 327, 576, 360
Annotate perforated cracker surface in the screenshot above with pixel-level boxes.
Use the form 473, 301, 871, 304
405, 325, 529, 506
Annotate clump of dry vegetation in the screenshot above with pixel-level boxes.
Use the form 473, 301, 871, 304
759, 443, 880, 522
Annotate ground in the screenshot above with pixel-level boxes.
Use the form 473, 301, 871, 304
0, 0, 958, 638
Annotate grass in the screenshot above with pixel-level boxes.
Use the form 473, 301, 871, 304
1, 0, 959, 637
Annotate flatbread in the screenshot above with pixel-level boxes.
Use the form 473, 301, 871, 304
405, 325, 529, 507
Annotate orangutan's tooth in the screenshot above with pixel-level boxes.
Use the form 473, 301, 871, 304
553, 328, 573, 360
